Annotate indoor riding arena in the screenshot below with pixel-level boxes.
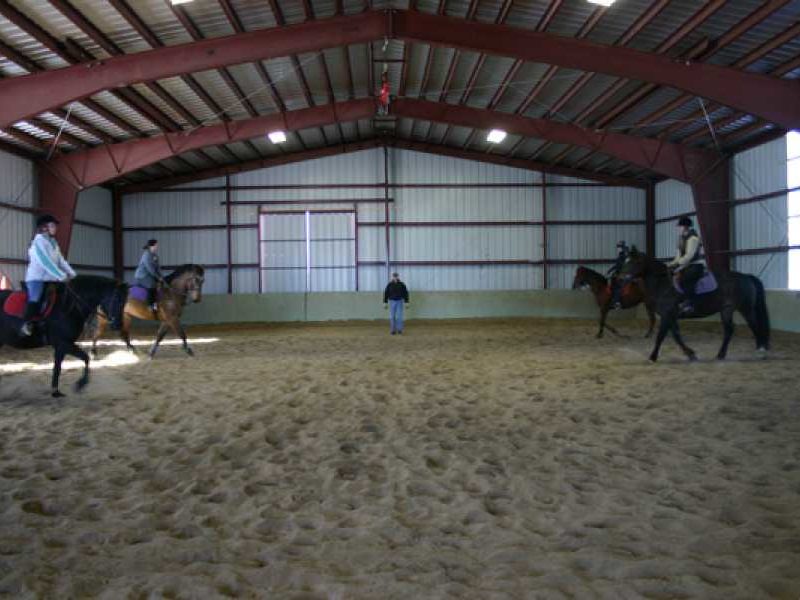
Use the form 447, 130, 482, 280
1, 1, 799, 598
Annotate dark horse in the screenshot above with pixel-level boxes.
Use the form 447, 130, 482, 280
621, 247, 770, 362
0, 276, 128, 397
90, 264, 204, 359
572, 266, 656, 339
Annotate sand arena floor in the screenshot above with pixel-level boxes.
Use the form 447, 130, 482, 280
0, 318, 799, 599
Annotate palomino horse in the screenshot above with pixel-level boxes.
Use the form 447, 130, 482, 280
0, 276, 127, 397
572, 266, 656, 339
90, 264, 205, 359
621, 247, 770, 362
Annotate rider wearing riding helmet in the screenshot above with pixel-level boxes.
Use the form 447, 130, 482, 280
607, 240, 629, 310
135, 239, 164, 313
668, 216, 704, 313
20, 215, 76, 336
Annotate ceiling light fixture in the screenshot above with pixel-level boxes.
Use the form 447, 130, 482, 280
487, 129, 507, 144
170, 0, 194, 5
587, 0, 616, 6
268, 131, 287, 144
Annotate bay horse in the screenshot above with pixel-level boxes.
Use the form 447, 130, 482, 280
621, 247, 770, 362
0, 276, 128, 397
572, 266, 656, 339
90, 264, 205, 359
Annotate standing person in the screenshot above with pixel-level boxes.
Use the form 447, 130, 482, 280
383, 272, 409, 335
667, 216, 704, 314
606, 240, 629, 309
20, 215, 76, 336
135, 239, 164, 313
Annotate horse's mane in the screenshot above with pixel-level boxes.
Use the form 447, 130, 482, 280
165, 264, 205, 283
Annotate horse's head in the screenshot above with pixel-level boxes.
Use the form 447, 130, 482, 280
166, 265, 205, 304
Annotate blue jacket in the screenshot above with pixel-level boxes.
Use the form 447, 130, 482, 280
134, 251, 162, 288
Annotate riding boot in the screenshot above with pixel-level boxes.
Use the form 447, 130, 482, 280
19, 301, 40, 336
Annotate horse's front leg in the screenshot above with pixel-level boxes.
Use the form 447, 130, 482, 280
149, 323, 169, 359
596, 305, 608, 338
649, 317, 671, 363
670, 322, 697, 362
90, 313, 107, 359
168, 319, 194, 357
645, 303, 656, 338
51, 346, 67, 398
120, 312, 136, 354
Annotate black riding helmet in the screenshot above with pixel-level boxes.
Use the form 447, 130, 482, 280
36, 214, 59, 229
142, 239, 158, 250
678, 216, 693, 227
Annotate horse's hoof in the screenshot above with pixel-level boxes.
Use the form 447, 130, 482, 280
74, 380, 89, 393
648, 356, 658, 364
52, 390, 65, 398
689, 354, 699, 362
185, 348, 195, 357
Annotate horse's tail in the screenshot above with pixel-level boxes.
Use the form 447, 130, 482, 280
750, 275, 771, 350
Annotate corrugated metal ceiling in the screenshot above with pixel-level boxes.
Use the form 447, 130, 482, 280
0, 0, 796, 186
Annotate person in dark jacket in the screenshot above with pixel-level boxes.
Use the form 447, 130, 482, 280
383, 272, 409, 335
134, 239, 164, 312
607, 240, 629, 309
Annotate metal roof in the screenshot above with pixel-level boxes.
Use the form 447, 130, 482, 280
0, 0, 797, 187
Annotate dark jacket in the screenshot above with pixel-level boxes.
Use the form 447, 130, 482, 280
607, 248, 628, 277
384, 280, 409, 303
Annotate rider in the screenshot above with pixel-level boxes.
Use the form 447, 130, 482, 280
20, 215, 76, 336
134, 239, 164, 314
607, 240, 629, 309
668, 216, 704, 314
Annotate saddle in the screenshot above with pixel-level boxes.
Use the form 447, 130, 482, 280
2, 285, 57, 320
673, 270, 718, 295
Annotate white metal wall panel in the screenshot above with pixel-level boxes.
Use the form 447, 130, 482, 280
0, 150, 35, 272
547, 186, 645, 220
655, 180, 694, 220
75, 187, 112, 226
232, 229, 258, 264
547, 225, 646, 261
69, 224, 113, 268
169, 177, 226, 189
233, 269, 259, 294
124, 191, 226, 227
732, 137, 787, 199
392, 227, 539, 261
0, 151, 35, 209
390, 188, 541, 221
734, 254, 788, 290
233, 149, 384, 186
657, 222, 679, 260
124, 230, 226, 267
392, 149, 539, 184
359, 265, 543, 291
0, 210, 33, 262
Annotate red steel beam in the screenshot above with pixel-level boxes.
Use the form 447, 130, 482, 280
0, 11, 384, 129
392, 11, 800, 130
394, 99, 719, 182
44, 100, 377, 189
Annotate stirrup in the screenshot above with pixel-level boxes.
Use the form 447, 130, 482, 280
678, 301, 694, 314
19, 322, 33, 337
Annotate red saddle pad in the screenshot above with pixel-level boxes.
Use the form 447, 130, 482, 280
3, 290, 56, 320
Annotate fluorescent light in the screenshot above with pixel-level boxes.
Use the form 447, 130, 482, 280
587, 0, 615, 6
170, 0, 194, 5
487, 129, 507, 144
268, 131, 287, 144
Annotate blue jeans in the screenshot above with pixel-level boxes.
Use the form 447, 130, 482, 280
389, 299, 404, 332
25, 280, 46, 304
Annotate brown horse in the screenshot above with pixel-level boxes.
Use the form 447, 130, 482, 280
572, 266, 656, 339
90, 264, 205, 359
